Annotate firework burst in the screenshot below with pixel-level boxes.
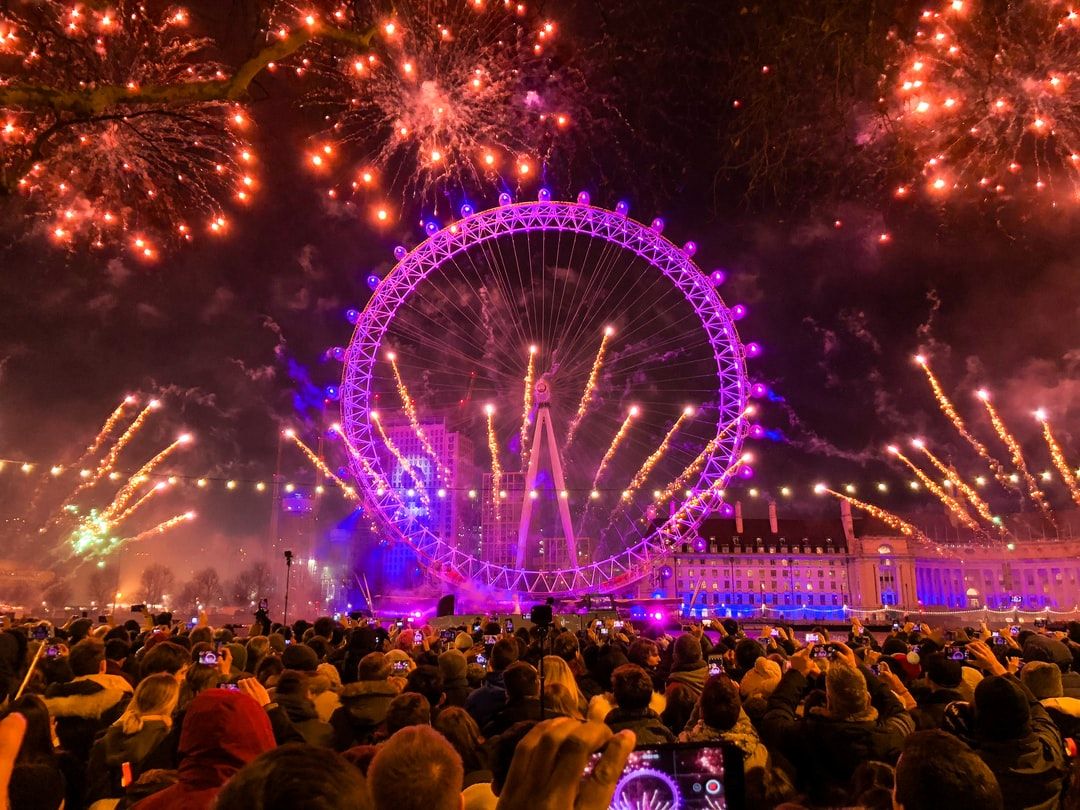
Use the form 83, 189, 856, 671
910, 437, 997, 526
564, 328, 613, 455
1036, 409, 1080, 506
887, 444, 982, 532
891, 0, 1080, 203
816, 485, 928, 541
371, 410, 430, 506
0, 1, 258, 255
977, 389, 1055, 519
519, 345, 537, 466
304, 0, 576, 210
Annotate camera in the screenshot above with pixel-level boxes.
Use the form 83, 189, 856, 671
475, 653, 487, 666
413, 631, 423, 644
391, 660, 410, 673
198, 650, 218, 666
892, 622, 901, 631
258, 598, 269, 612
1010, 625, 1020, 636
804, 632, 820, 644
529, 604, 553, 627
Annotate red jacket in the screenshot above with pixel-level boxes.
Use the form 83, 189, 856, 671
134, 689, 275, 810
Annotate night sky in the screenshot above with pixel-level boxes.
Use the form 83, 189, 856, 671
0, 0, 1077, 591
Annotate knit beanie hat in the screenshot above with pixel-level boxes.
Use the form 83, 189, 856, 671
1021, 660, 1064, 700
281, 643, 319, 672
740, 656, 782, 699
826, 664, 871, 720
454, 632, 474, 653
439, 649, 468, 683
673, 634, 703, 667
923, 653, 962, 689
974, 675, 1031, 741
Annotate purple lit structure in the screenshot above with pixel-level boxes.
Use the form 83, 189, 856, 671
340, 194, 754, 597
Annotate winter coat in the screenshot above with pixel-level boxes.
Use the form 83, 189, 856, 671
86, 718, 171, 803
329, 680, 401, 751
666, 662, 708, 696
909, 687, 967, 731
134, 690, 276, 810
482, 697, 543, 738
465, 671, 508, 730
1060, 671, 1080, 699
1042, 696, 1080, 741
443, 676, 471, 709
44, 673, 133, 762
275, 691, 334, 748
679, 709, 770, 772
973, 688, 1067, 810
761, 668, 915, 805
603, 707, 675, 744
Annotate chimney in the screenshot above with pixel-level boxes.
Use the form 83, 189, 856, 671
768, 500, 779, 534
840, 498, 855, 545
735, 500, 744, 534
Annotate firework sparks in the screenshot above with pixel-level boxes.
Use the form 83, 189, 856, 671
910, 438, 997, 526
330, 422, 391, 494
372, 411, 430, 506
1036, 409, 1080, 506
284, 428, 357, 500
485, 403, 502, 520
306, 0, 577, 208
977, 390, 1055, 518
817, 485, 928, 541
0, 2, 258, 255
564, 328, 613, 454
519, 345, 538, 467
622, 406, 695, 504
887, 444, 983, 532
388, 352, 448, 481
116, 511, 196, 552
111, 482, 169, 525
591, 405, 639, 490
104, 433, 192, 519
73, 396, 137, 469
656, 408, 749, 508
915, 356, 1014, 489
891, 0, 1080, 203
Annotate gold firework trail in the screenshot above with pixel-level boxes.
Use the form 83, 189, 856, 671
621, 406, 695, 505
656, 409, 749, 508
112, 482, 167, 525
592, 405, 639, 490
388, 353, 449, 481
1037, 411, 1080, 507
911, 439, 997, 526
285, 429, 357, 500
564, 328, 613, 453
486, 405, 502, 520
821, 488, 928, 541
520, 345, 538, 467
977, 391, 1054, 520
372, 413, 430, 507
104, 434, 191, 519
889, 446, 982, 532
73, 396, 136, 469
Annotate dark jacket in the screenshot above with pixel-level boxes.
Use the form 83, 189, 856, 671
329, 680, 400, 751
86, 718, 172, 803
43, 674, 132, 763
465, 671, 508, 730
604, 707, 675, 744
666, 661, 709, 696
274, 691, 334, 748
482, 696, 543, 738
443, 676, 471, 709
762, 668, 915, 805
1060, 671, 1080, 699
910, 686, 966, 731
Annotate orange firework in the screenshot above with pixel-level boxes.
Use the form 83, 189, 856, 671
284, 429, 357, 500
73, 396, 136, 469
817, 486, 928, 541
388, 353, 449, 481
104, 433, 192, 519
910, 438, 997, 526
565, 328, 613, 453
592, 405, 638, 490
371, 412, 430, 507
977, 390, 1054, 519
1036, 409, 1080, 507
887, 445, 982, 532
329, 423, 391, 494
485, 404, 502, 520
915, 356, 1014, 490
656, 408, 750, 508
520, 345, 538, 467
622, 406, 695, 504
112, 482, 169, 525
118, 511, 195, 549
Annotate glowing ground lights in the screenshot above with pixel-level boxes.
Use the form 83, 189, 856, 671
340, 193, 754, 595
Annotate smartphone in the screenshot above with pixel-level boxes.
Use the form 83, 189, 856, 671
993, 635, 1006, 646
285, 639, 292, 646
770, 628, 779, 637
258, 599, 268, 612
475, 653, 487, 666
757, 638, 769, 649
440, 629, 456, 642
334, 613, 342, 622
584, 742, 744, 809
190, 617, 198, 626
97, 615, 108, 624
45, 644, 62, 658
219, 683, 240, 691
614, 620, 624, 629
198, 650, 218, 666
396, 620, 404, 628
869, 663, 882, 676
472, 621, 482, 632
1035, 618, 1047, 629
948, 646, 972, 662
805, 632, 820, 644
600, 627, 609, 636
32, 625, 49, 641
708, 662, 721, 676
391, 660, 410, 673
892, 622, 901, 631
702, 619, 712, 627
413, 631, 423, 644
505, 619, 514, 633
812, 645, 832, 659
1010, 625, 1020, 637
483, 635, 498, 646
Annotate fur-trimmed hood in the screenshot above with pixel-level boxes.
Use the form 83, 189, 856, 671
587, 690, 666, 723
44, 673, 133, 719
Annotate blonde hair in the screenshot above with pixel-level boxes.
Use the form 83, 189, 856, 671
120, 673, 179, 735
541, 655, 585, 717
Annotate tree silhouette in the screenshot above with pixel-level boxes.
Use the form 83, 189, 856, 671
231, 562, 276, 606
139, 563, 176, 606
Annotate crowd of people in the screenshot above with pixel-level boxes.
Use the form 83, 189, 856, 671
0, 608, 1079, 809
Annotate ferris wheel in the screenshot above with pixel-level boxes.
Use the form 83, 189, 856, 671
340, 191, 757, 596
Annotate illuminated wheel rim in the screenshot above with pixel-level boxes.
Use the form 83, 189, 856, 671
341, 197, 750, 595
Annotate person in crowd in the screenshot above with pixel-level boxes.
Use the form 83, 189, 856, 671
405, 665, 446, 717
465, 639, 519, 730
433, 707, 491, 791
43, 638, 134, 763
439, 649, 471, 709
762, 643, 915, 803
482, 661, 541, 737
540, 655, 587, 718
1022, 659, 1080, 740
666, 634, 708, 697
679, 673, 769, 770
86, 672, 180, 803
893, 729, 1004, 810
273, 670, 334, 747
600, 664, 674, 744
384, 692, 431, 738
543, 682, 583, 721
331, 652, 402, 750
661, 681, 697, 736
214, 743, 372, 810
367, 725, 463, 810
909, 652, 968, 730
311, 661, 343, 722
627, 638, 664, 693
135, 688, 276, 810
